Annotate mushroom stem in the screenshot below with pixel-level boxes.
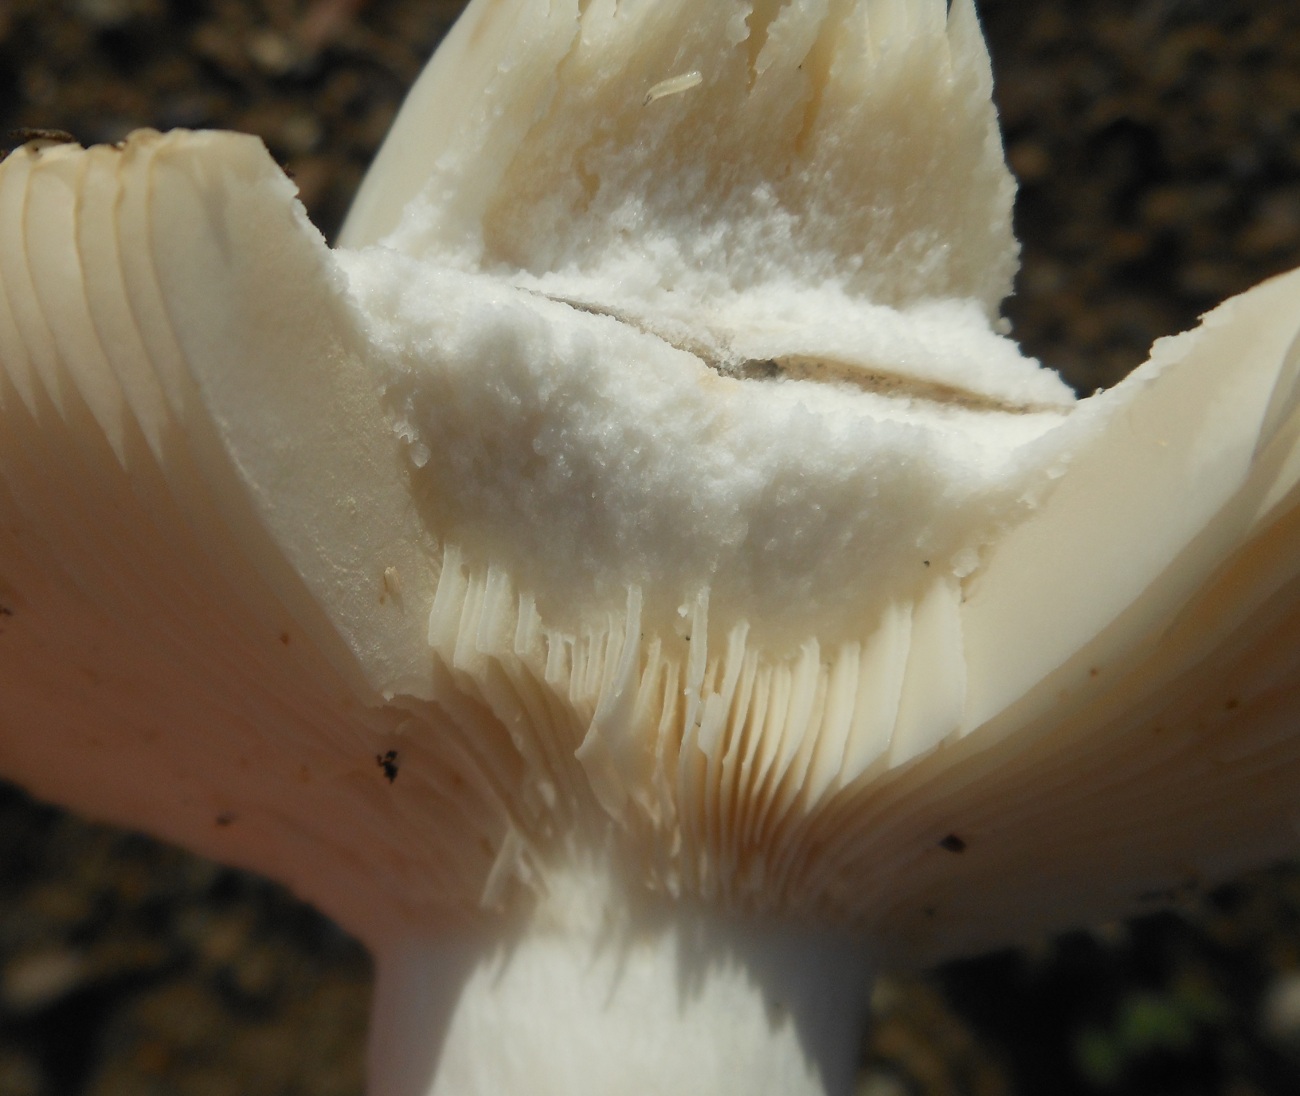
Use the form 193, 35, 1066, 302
365, 870, 873, 1096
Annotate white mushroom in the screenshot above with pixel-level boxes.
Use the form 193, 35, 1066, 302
2, 1, 1300, 1095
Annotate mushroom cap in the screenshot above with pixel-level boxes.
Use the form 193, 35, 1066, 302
344, 0, 1021, 315
1, 0, 1300, 971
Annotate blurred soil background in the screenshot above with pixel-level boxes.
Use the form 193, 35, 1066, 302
2, 0, 1300, 1093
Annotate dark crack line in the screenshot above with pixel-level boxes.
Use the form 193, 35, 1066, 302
529, 290, 1056, 414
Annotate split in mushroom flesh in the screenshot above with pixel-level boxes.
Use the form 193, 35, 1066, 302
4, 1, 1300, 1095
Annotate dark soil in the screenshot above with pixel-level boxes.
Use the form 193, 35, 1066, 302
2, 2, 1300, 1094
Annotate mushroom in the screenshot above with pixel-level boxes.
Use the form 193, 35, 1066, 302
2, 1, 1300, 1094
